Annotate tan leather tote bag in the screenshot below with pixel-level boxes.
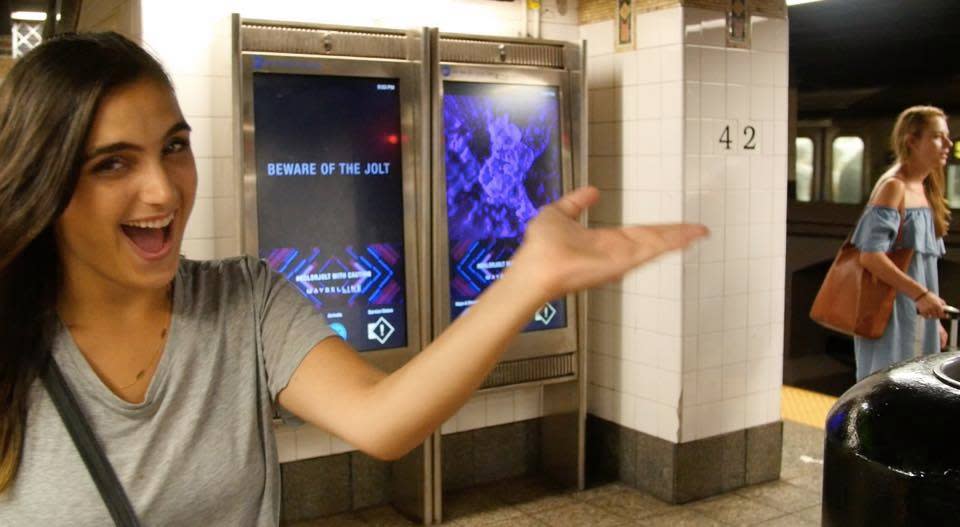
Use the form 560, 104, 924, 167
810, 199, 912, 339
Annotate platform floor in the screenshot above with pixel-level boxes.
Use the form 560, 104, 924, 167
288, 392, 829, 527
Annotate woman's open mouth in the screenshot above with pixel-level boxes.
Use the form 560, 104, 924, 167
120, 212, 175, 260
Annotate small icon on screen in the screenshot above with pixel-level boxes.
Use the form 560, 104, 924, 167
367, 317, 396, 344
534, 303, 557, 325
329, 322, 348, 340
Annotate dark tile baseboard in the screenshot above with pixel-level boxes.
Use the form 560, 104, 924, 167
442, 419, 542, 493
586, 415, 783, 504
280, 450, 390, 523
280, 419, 543, 523
281, 416, 775, 522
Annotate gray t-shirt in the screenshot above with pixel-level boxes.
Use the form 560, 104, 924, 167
0, 257, 334, 526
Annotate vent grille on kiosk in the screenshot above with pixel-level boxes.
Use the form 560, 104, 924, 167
480, 353, 576, 390
241, 23, 408, 59
439, 37, 565, 68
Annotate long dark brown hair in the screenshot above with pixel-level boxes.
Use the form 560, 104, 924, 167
0, 32, 172, 492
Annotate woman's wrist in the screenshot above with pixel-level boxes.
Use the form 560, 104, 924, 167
504, 248, 560, 306
913, 289, 930, 302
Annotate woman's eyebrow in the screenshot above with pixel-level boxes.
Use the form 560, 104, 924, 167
83, 141, 140, 161
167, 120, 191, 136
83, 121, 192, 161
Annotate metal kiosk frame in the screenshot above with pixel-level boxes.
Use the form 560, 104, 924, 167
429, 30, 588, 522
233, 16, 435, 524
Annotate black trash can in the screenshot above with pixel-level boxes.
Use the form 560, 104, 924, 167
822, 352, 960, 527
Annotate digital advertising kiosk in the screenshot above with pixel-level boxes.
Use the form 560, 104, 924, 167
430, 30, 587, 520
234, 17, 433, 523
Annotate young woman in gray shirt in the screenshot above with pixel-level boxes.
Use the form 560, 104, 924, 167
0, 32, 705, 525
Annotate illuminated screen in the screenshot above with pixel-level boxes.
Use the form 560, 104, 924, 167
443, 81, 567, 332
253, 72, 407, 351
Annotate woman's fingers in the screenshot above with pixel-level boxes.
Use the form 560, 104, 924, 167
622, 223, 709, 261
920, 298, 946, 319
916, 294, 947, 319
514, 211, 709, 297
550, 186, 600, 219
933, 295, 947, 318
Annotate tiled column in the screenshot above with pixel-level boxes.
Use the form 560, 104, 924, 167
582, 0, 788, 503
582, 0, 686, 467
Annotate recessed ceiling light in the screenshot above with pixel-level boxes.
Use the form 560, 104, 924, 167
11, 11, 48, 21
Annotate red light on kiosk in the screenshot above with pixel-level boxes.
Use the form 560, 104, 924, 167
387, 134, 399, 145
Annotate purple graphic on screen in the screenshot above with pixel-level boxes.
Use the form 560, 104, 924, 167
444, 84, 562, 241
443, 81, 566, 332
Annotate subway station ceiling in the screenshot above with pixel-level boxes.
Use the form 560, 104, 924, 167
790, 0, 960, 118
0, 0, 82, 37
2, 0, 956, 118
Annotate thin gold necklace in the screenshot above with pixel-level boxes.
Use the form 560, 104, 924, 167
115, 288, 173, 391
116, 326, 168, 391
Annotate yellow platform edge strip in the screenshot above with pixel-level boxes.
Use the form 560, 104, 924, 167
781, 385, 838, 430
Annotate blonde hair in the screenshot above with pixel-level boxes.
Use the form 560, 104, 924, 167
891, 105, 951, 237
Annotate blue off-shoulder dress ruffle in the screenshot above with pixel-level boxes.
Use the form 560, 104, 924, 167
851, 205, 946, 380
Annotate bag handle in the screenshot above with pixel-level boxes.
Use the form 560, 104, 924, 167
42, 361, 141, 527
854, 174, 908, 248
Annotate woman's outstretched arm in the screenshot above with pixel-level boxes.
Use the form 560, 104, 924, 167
278, 186, 707, 460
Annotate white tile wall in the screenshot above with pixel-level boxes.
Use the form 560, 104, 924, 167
540, 0, 580, 42
678, 11, 787, 442
583, 6, 787, 445
297, 423, 333, 459
438, 385, 545, 434
273, 422, 341, 464
583, 6, 692, 443
274, 423, 297, 464
582, 20, 615, 57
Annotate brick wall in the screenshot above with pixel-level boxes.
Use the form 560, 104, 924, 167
579, 0, 614, 24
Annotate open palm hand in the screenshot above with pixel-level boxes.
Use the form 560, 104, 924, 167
511, 186, 708, 301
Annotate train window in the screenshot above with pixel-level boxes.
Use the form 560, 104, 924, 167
795, 137, 814, 202
946, 138, 960, 209
830, 136, 864, 204
947, 172, 960, 208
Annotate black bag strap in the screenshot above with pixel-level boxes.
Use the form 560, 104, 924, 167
42, 361, 141, 527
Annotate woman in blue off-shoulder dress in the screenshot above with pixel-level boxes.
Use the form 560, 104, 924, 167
853, 106, 954, 380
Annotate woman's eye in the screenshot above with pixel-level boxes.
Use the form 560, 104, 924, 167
164, 137, 190, 155
92, 156, 126, 174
